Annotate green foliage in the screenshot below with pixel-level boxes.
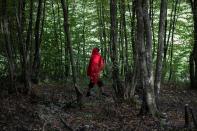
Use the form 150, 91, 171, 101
0, 0, 194, 82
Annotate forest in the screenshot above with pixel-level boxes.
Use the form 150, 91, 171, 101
0, 0, 197, 130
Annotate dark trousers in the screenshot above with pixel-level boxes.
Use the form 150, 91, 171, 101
88, 80, 103, 89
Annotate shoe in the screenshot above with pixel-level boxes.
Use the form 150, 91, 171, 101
86, 92, 91, 97
101, 92, 109, 97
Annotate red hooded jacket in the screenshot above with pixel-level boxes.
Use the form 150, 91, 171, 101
87, 48, 105, 83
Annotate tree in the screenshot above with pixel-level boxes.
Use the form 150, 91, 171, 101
154, 0, 167, 100
16, 0, 32, 93
136, 0, 158, 116
190, 0, 197, 89
61, 0, 83, 104
110, 0, 124, 99
125, 0, 138, 99
1, 0, 16, 92
32, 0, 44, 84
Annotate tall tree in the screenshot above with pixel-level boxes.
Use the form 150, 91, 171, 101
61, 0, 83, 104
168, 0, 180, 81
120, 0, 128, 73
154, 0, 167, 100
110, 0, 124, 99
16, 0, 32, 93
136, 0, 158, 116
125, 0, 138, 99
1, 0, 16, 92
190, 0, 197, 89
32, 0, 43, 84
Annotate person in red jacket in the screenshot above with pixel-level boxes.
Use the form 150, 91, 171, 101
86, 47, 108, 97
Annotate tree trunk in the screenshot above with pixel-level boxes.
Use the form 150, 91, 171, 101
51, 1, 61, 79
82, 0, 86, 75
136, 0, 158, 116
190, 0, 197, 89
17, 0, 33, 93
125, 0, 138, 99
61, 0, 82, 104
32, 0, 43, 84
163, 0, 176, 80
57, 2, 64, 79
110, 0, 124, 99
24, 0, 33, 93
101, 2, 108, 69
154, 0, 167, 101
121, 0, 128, 72
168, 0, 180, 82
150, 0, 156, 60
1, 0, 16, 92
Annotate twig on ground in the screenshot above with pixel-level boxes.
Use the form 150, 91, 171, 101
189, 107, 197, 129
42, 121, 47, 131
184, 104, 190, 128
60, 117, 73, 131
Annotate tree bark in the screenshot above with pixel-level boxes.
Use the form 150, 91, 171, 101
110, 0, 124, 99
154, 0, 167, 100
168, 0, 180, 82
121, 0, 128, 72
190, 0, 197, 89
32, 0, 43, 84
61, 0, 82, 104
1, 0, 16, 92
136, 0, 158, 116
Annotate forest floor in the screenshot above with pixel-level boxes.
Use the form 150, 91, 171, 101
0, 81, 197, 131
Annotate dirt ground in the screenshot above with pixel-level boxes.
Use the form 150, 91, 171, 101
0, 82, 197, 131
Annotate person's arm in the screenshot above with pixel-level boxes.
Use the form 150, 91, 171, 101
87, 57, 92, 76
99, 57, 105, 71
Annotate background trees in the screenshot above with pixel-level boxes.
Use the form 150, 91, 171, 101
0, 0, 195, 115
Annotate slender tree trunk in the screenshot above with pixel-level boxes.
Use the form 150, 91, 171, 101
24, 0, 33, 93
120, 0, 128, 72
136, 0, 158, 116
154, 0, 167, 101
32, 0, 43, 84
190, 0, 197, 89
57, 2, 64, 79
96, 0, 104, 55
162, 0, 175, 80
125, 0, 138, 99
110, 0, 124, 99
51, 1, 61, 78
1, 0, 16, 92
168, 0, 180, 82
118, 16, 124, 76
144, 0, 158, 116
61, 0, 82, 104
60, 1, 70, 80
16, 0, 34, 93
101, 2, 107, 68
150, 0, 156, 59
128, 0, 136, 66
82, 0, 86, 75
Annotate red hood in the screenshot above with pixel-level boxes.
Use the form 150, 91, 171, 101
91, 48, 99, 55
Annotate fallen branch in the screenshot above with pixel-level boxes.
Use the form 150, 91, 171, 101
60, 117, 73, 131
42, 121, 47, 131
184, 104, 190, 128
189, 107, 197, 129
74, 84, 83, 108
